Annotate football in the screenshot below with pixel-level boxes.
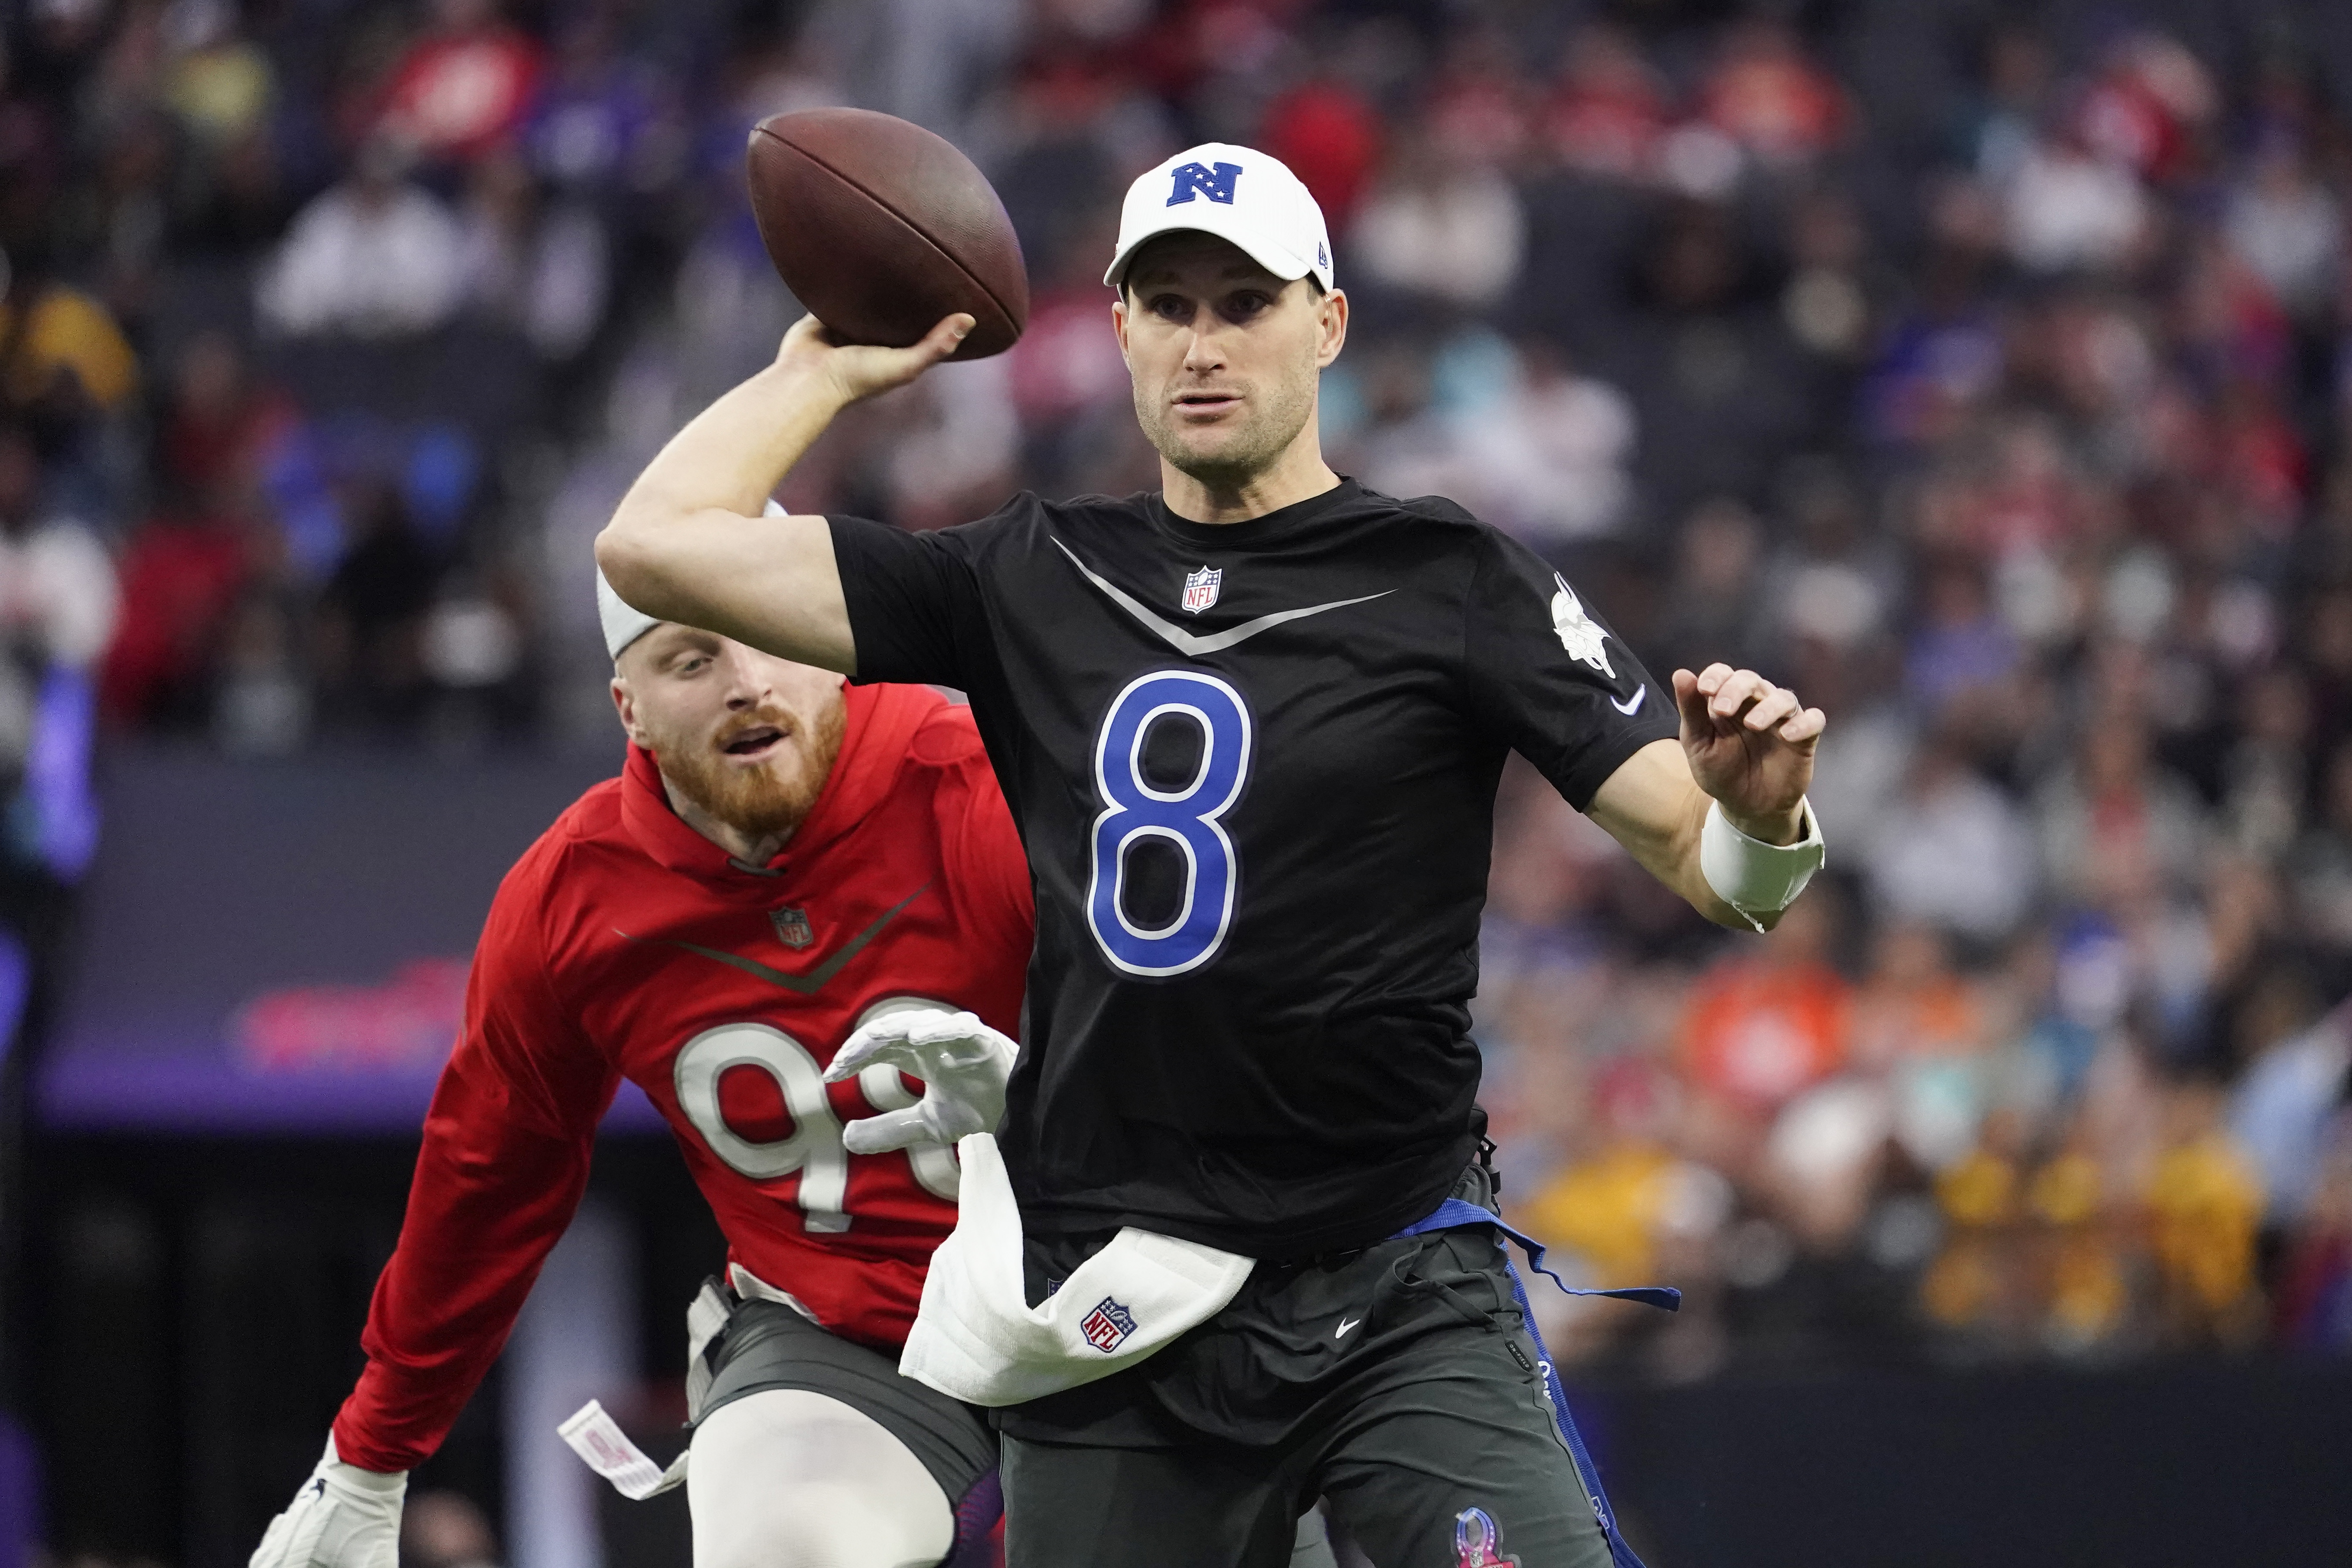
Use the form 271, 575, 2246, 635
746, 107, 1029, 361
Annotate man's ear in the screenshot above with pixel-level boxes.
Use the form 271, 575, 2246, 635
610, 675, 646, 744
1111, 294, 1130, 366
1315, 287, 1348, 368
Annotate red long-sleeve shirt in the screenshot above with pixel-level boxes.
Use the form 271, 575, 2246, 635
332, 681, 1032, 1473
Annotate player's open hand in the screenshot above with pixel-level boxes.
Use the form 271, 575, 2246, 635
1672, 664, 1824, 844
248, 1438, 405, 1568
826, 1007, 1016, 1154
772, 311, 975, 407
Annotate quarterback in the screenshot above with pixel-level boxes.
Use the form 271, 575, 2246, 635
600, 143, 1827, 1567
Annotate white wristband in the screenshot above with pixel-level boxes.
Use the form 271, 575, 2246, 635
1699, 797, 1825, 932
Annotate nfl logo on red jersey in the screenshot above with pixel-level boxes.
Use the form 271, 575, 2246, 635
1080, 1296, 1138, 1352
769, 906, 814, 949
1181, 566, 1222, 614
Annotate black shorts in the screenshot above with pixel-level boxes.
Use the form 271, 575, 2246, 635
693, 1291, 1001, 1558
998, 1165, 1624, 1568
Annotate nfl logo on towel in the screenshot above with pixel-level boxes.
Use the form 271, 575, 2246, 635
1181, 566, 1222, 614
1080, 1296, 1138, 1352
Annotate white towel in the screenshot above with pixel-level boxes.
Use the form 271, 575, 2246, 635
898, 1134, 1254, 1406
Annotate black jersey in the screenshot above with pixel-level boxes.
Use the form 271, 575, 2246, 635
829, 479, 1677, 1257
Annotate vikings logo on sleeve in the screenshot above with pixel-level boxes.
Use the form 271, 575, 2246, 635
1549, 574, 1615, 678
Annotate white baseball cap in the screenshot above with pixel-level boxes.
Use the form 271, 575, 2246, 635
1103, 143, 1334, 294
597, 570, 659, 660
599, 500, 788, 660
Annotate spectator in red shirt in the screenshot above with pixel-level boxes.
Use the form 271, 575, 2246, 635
1259, 78, 1380, 232
155, 330, 297, 500
1543, 24, 1671, 182
374, 0, 544, 165
98, 479, 250, 729
1680, 890, 1853, 1116
1696, 18, 1848, 170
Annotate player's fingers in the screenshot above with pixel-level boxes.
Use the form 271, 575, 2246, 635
1777, 706, 1828, 744
1692, 662, 1736, 697
903, 1013, 1015, 1075
864, 322, 966, 388
281, 1495, 332, 1568
825, 1046, 914, 1085
250, 1510, 293, 1568
1672, 668, 1712, 730
843, 1107, 940, 1155
347, 1508, 399, 1568
1743, 688, 1800, 732
822, 315, 976, 401
914, 313, 976, 363
824, 1021, 922, 1081
904, 1008, 987, 1047
828, 1005, 984, 1080
1706, 669, 1769, 722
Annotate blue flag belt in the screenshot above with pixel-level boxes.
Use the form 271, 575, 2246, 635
1391, 1195, 1677, 1568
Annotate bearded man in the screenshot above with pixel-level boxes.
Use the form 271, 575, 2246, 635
246, 578, 1034, 1568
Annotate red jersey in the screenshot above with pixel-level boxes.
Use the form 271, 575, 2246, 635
333, 681, 1032, 1473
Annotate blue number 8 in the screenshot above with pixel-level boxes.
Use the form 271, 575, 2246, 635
1086, 670, 1253, 976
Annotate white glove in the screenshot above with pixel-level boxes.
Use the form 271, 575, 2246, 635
826, 1008, 1016, 1154
249, 1436, 406, 1568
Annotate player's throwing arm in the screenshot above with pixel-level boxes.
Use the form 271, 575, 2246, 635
592, 310, 971, 675
597, 109, 1031, 678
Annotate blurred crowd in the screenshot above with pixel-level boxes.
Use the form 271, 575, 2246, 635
7, 0, 2352, 1369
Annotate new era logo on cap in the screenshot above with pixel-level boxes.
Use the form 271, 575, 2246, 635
1107, 142, 1334, 293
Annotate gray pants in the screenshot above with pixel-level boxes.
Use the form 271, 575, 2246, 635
999, 1180, 1614, 1568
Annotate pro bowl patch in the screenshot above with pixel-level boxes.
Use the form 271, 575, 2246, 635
1454, 1507, 1520, 1567
1080, 1296, 1138, 1353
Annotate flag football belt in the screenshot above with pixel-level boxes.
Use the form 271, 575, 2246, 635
1396, 1198, 1677, 1568
903, 1138, 1674, 1566
899, 1138, 1678, 1369
558, 1267, 808, 1501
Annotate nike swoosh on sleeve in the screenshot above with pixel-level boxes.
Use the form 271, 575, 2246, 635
1609, 685, 1647, 716
615, 884, 928, 995
1052, 539, 1390, 655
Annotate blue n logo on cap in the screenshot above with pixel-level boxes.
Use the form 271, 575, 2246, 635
1166, 161, 1243, 207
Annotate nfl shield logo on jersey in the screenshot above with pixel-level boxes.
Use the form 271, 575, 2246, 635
1181, 566, 1222, 614
1080, 1296, 1138, 1352
769, 906, 814, 950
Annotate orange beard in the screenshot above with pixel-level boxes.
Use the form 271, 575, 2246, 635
651, 698, 848, 845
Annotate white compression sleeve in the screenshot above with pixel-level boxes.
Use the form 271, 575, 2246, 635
687, 1389, 955, 1568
